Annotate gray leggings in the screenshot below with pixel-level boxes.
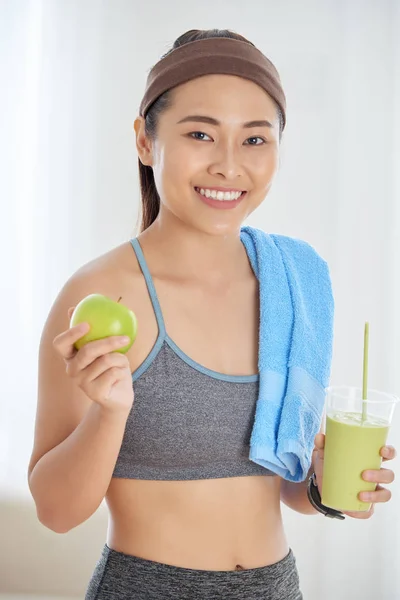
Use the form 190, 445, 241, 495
85, 544, 304, 599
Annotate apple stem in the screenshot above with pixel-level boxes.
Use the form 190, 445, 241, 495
117, 296, 122, 303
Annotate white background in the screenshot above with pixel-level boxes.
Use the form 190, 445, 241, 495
1, 0, 400, 598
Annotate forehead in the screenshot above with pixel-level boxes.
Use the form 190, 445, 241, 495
168, 74, 278, 121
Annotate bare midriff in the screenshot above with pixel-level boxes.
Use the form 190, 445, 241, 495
105, 474, 289, 572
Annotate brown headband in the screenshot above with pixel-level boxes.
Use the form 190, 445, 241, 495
139, 37, 286, 131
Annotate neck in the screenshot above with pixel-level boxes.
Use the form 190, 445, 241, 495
138, 213, 250, 284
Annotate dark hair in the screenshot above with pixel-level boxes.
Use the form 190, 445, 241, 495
136, 29, 284, 234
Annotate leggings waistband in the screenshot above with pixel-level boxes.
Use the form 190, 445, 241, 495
86, 544, 303, 599
105, 544, 295, 581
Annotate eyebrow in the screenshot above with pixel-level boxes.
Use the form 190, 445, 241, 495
176, 115, 273, 128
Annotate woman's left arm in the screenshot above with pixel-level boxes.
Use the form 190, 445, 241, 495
280, 464, 320, 515
280, 435, 397, 518
280, 422, 325, 515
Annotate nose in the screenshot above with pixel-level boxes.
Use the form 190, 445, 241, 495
208, 140, 244, 181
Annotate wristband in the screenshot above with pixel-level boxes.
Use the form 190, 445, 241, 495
307, 472, 345, 520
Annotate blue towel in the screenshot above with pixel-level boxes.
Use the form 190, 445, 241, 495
240, 226, 334, 482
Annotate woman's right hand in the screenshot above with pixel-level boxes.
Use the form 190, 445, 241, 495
52, 307, 135, 415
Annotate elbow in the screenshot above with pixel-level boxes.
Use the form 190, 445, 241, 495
28, 474, 100, 533
28, 489, 66, 534
34, 499, 99, 533
36, 506, 74, 534
43, 521, 71, 534
28, 476, 76, 533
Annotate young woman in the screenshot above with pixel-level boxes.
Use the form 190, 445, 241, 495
28, 29, 397, 600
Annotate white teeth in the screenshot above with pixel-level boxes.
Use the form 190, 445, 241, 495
196, 187, 243, 201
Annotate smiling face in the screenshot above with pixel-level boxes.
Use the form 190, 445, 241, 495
135, 74, 281, 236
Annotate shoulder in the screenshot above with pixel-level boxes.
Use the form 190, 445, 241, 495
46, 239, 146, 342
241, 226, 328, 268
64, 241, 143, 301
73, 240, 140, 283
269, 233, 329, 268
43, 239, 153, 373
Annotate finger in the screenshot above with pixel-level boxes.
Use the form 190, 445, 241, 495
53, 322, 91, 360
68, 306, 76, 320
362, 467, 395, 485
344, 504, 375, 519
69, 335, 130, 373
74, 351, 129, 383
313, 434, 325, 461
381, 446, 397, 461
359, 484, 392, 504
82, 364, 127, 404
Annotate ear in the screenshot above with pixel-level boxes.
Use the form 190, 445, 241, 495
133, 116, 153, 167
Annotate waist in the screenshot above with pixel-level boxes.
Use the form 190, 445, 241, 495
105, 475, 288, 571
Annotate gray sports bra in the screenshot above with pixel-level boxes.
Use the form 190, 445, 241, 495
112, 238, 276, 481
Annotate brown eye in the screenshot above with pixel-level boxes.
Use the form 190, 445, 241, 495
188, 132, 212, 141
245, 136, 267, 145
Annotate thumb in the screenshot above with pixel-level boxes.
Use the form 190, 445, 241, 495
314, 433, 325, 450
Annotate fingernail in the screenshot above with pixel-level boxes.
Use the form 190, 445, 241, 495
119, 337, 130, 344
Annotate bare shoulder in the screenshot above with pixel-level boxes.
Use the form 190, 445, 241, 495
74, 241, 142, 291
61, 241, 146, 315
46, 241, 146, 338
67, 240, 158, 372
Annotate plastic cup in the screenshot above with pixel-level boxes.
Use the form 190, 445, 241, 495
321, 386, 399, 512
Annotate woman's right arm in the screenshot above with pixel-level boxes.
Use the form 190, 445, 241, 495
28, 273, 134, 534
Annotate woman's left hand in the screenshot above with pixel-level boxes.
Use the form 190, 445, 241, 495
313, 433, 397, 519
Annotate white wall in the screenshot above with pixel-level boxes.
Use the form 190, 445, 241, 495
1, 0, 399, 598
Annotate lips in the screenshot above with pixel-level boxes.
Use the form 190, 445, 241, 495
194, 187, 245, 200
193, 187, 247, 210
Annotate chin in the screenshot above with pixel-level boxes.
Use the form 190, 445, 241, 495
165, 203, 246, 237
189, 216, 243, 237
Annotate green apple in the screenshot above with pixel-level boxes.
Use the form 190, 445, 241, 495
70, 294, 138, 353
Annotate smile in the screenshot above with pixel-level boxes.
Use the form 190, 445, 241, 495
194, 187, 244, 201
193, 187, 247, 210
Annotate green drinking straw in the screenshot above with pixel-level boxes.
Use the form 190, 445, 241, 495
362, 322, 369, 424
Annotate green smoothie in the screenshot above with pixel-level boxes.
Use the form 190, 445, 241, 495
321, 411, 389, 512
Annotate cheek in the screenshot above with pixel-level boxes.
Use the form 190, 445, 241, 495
160, 144, 204, 198
251, 148, 279, 178
160, 143, 188, 179
248, 151, 279, 207
153, 148, 193, 214
153, 146, 183, 198
249, 158, 279, 199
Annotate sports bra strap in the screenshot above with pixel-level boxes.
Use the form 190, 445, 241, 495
130, 238, 166, 338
